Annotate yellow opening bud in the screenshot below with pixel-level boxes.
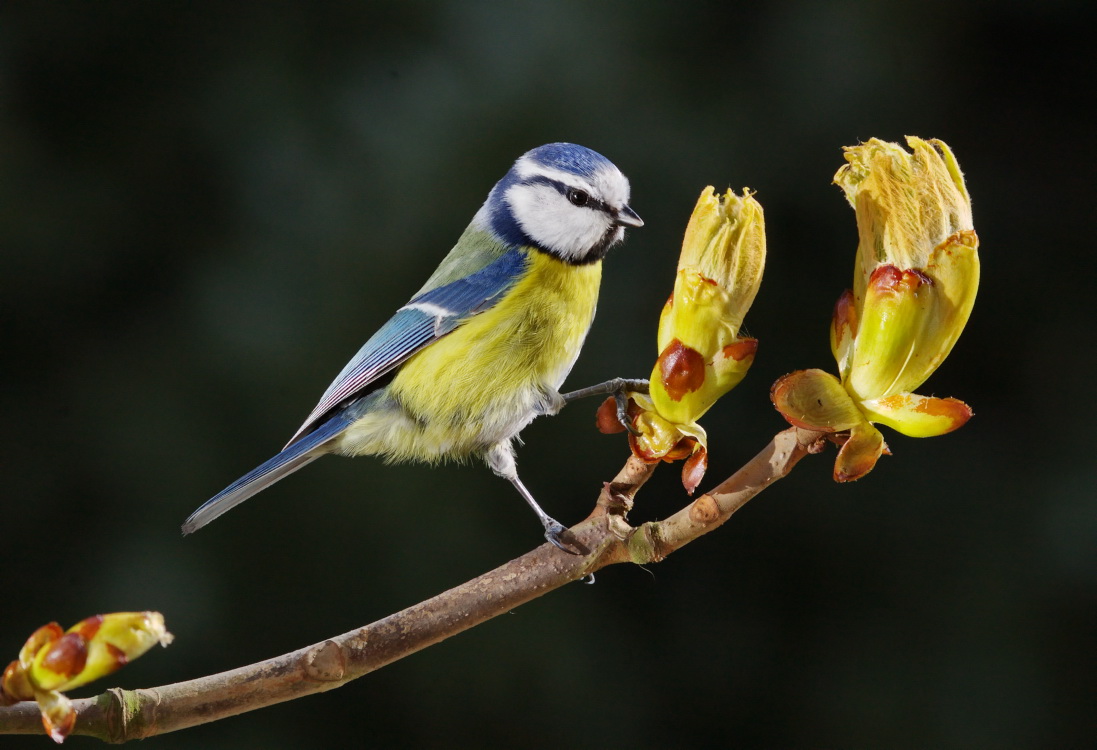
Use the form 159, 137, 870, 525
649, 186, 766, 424
622, 186, 766, 493
2, 612, 173, 743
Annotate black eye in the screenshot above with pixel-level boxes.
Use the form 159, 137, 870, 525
566, 188, 590, 207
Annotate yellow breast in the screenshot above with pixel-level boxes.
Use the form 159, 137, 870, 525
397, 249, 600, 417
352, 249, 601, 460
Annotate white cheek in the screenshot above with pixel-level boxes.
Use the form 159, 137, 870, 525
506, 184, 610, 260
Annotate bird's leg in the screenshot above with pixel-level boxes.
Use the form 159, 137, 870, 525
560, 377, 649, 402
508, 474, 582, 555
487, 444, 582, 555
561, 377, 649, 435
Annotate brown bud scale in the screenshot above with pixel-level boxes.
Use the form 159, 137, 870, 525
40, 633, 88, 679
658, 339, 706, 401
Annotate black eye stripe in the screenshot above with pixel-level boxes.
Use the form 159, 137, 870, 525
524, 176, 611, 214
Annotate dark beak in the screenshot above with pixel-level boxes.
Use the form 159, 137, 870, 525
615, 205, 644, 228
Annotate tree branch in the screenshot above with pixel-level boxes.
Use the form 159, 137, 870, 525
0, 427, 824, 742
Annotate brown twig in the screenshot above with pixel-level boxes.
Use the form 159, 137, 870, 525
0, 427, 824, 742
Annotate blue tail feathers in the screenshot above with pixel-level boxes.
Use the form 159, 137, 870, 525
181, 410, 353, 535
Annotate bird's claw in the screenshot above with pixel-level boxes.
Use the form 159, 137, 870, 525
614, 378, 648, 435
614, 389, 642, 435
543, 520, 584, 556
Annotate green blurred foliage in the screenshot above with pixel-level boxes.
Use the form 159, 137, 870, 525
1, 1, 1094, 748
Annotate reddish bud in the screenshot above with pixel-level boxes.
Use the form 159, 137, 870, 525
41, 695, 76, 744
681, 448, 708, 495
595, 397, 627, 434
2, 660, 29, 704
20, 624, 63, 664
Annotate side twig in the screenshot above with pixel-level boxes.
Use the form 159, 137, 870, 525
0, 427, 825, 742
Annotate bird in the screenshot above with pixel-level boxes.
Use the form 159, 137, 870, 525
182, 142, 643, 551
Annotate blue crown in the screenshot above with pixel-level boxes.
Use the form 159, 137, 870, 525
524, 142, 612, 178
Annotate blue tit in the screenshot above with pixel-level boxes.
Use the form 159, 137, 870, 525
182, 142, 643, 551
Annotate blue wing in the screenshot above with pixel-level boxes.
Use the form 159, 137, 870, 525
285, 247, 529, 445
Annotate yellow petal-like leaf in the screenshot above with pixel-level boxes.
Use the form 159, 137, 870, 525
834, 422, 887, 482
860, 392, 973, 437
846, 230, 979, 400
845, 264, 933, 400
771, 369, 864, 432
912, 229, 980, 382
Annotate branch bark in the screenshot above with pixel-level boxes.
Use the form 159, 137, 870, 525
0, 427, 825, 742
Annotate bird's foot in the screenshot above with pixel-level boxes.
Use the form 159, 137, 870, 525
543, 519, 585, 556
614, 389, 642, 436
562, 377, 649, 434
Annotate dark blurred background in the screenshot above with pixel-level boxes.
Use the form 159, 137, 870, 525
2, 2, 1094, 748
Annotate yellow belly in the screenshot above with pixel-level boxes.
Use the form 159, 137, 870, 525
335, 251, 601, 463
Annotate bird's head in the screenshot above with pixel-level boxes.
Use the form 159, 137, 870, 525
477, 143, 643, 264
